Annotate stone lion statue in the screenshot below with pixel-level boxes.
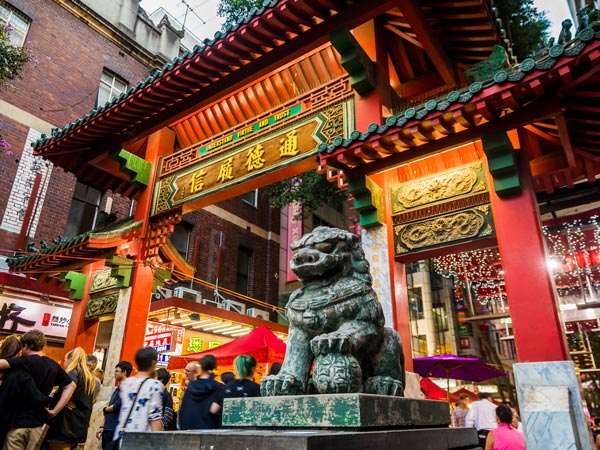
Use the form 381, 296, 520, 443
261, 227, 405, 396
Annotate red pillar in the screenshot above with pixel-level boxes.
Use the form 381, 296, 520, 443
119, 128, 176, 363
63, 262, 99, 355
488, 150, 568, 362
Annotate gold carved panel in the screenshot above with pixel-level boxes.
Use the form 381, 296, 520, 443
390, 162, 487, 214
393, 205, 494, 255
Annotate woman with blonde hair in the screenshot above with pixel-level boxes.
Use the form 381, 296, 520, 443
46, 346, 98, 449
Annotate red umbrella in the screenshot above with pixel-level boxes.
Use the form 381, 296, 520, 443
413, 354, 507, 401
167, 325, 286, 370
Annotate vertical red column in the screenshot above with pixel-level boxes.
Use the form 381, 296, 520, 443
489, 150, 568, 362
63, 262, 100, 355
119, 128, 175, 363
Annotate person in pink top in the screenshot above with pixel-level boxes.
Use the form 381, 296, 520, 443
485, 404, 526, 450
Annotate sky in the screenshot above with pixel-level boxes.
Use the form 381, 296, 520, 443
139, 0, 573, 49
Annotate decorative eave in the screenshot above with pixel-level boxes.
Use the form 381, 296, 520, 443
158, 238, 195, 282
6, 219, 143, 274
318, 29, 600, 195
31, 0, 402, 160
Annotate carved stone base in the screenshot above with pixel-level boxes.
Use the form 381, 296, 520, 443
222, 394, 450, 429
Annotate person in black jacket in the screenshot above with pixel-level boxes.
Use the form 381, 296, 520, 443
96, 360, 132, 449
0, 335, 47, 446
177, 355, 224, 430
0, 330, 75, 450
156, 368, 176, 430
222, 355, 261, 400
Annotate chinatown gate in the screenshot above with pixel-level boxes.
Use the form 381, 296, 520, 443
9, 1, 600, 446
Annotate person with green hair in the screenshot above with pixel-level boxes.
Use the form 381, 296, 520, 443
222, 355, 261, 399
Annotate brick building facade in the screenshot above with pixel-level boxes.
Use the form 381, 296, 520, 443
0, 0, 281, 342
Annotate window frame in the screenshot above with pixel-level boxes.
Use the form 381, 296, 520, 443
0, 3, 31, 47
96, 69, 128, 108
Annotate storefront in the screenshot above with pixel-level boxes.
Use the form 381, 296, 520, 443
0, 272, 72, 361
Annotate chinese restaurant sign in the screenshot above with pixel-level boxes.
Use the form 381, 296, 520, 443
152, 102, 349, 215
0, 298, 72, 338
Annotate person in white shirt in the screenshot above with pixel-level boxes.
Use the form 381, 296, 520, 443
465, 392, 498, 447
113, 347, 163, 443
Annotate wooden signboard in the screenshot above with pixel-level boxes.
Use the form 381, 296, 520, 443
152, 101, 350, 215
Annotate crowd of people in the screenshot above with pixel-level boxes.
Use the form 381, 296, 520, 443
450, 391, 526, 450
0, 329, 270, 450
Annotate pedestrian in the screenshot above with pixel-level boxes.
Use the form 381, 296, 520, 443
0, 335, 47, 446
45, 347, 97, 450
465, 392, 498, 447
220, 371, 234, 384
112, 347, 163, 445
156, 368, 176, 430
484, 404, 526, 450
222, 355, 261, 399
85, 354, 101, 402
0, 330, 76, 450
177, 355, 224, 430
96, 361, 132, 449
268, 362, 281, 376
184, 362, 199, 382
451, 393, 470, 427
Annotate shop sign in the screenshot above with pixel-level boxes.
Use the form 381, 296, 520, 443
144, 332, 173, 352
0, 298, 72, 338
157, 354, 171, 367
145, 322, 184, 353
459, 336, 471, 349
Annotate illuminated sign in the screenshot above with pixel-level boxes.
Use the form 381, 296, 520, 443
0, 298, 72, 338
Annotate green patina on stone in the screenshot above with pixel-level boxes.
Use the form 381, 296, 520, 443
222, 394, 450, 429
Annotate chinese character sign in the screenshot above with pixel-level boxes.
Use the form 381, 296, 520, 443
153, 118, 325, 215
0, 298, 72, 338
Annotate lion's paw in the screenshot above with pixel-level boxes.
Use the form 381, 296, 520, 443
260, 374, 304, 396
364, 376, 404, 396
310, 333, 352, 356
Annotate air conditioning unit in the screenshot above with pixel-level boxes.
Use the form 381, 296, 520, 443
173, 287, 201, 303
223, 299, 246, 315
247, 308, 269, 320
201, 298, 222, 309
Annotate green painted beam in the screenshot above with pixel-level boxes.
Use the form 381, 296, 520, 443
482, 131, 522, 197
110, 149, 151, 187
106, 255, 135, 288
347, 176, 383, 229
63, 271, 87, 301
330, 28, 376, 96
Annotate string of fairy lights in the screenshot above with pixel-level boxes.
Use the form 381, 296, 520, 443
433, 215, 600, 309
542, 215, 600, 302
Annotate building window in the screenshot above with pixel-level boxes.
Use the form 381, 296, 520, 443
171, 222, 192, 260
64, 182, 101, 237
408, 286, 424, 320
312, 215, 334, 229
241, 189, 258, 207
0, 4, 30, 46
236, 246, 253, 296
96, 70, 128, 108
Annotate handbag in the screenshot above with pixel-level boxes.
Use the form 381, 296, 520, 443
105, 378, 150, 450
